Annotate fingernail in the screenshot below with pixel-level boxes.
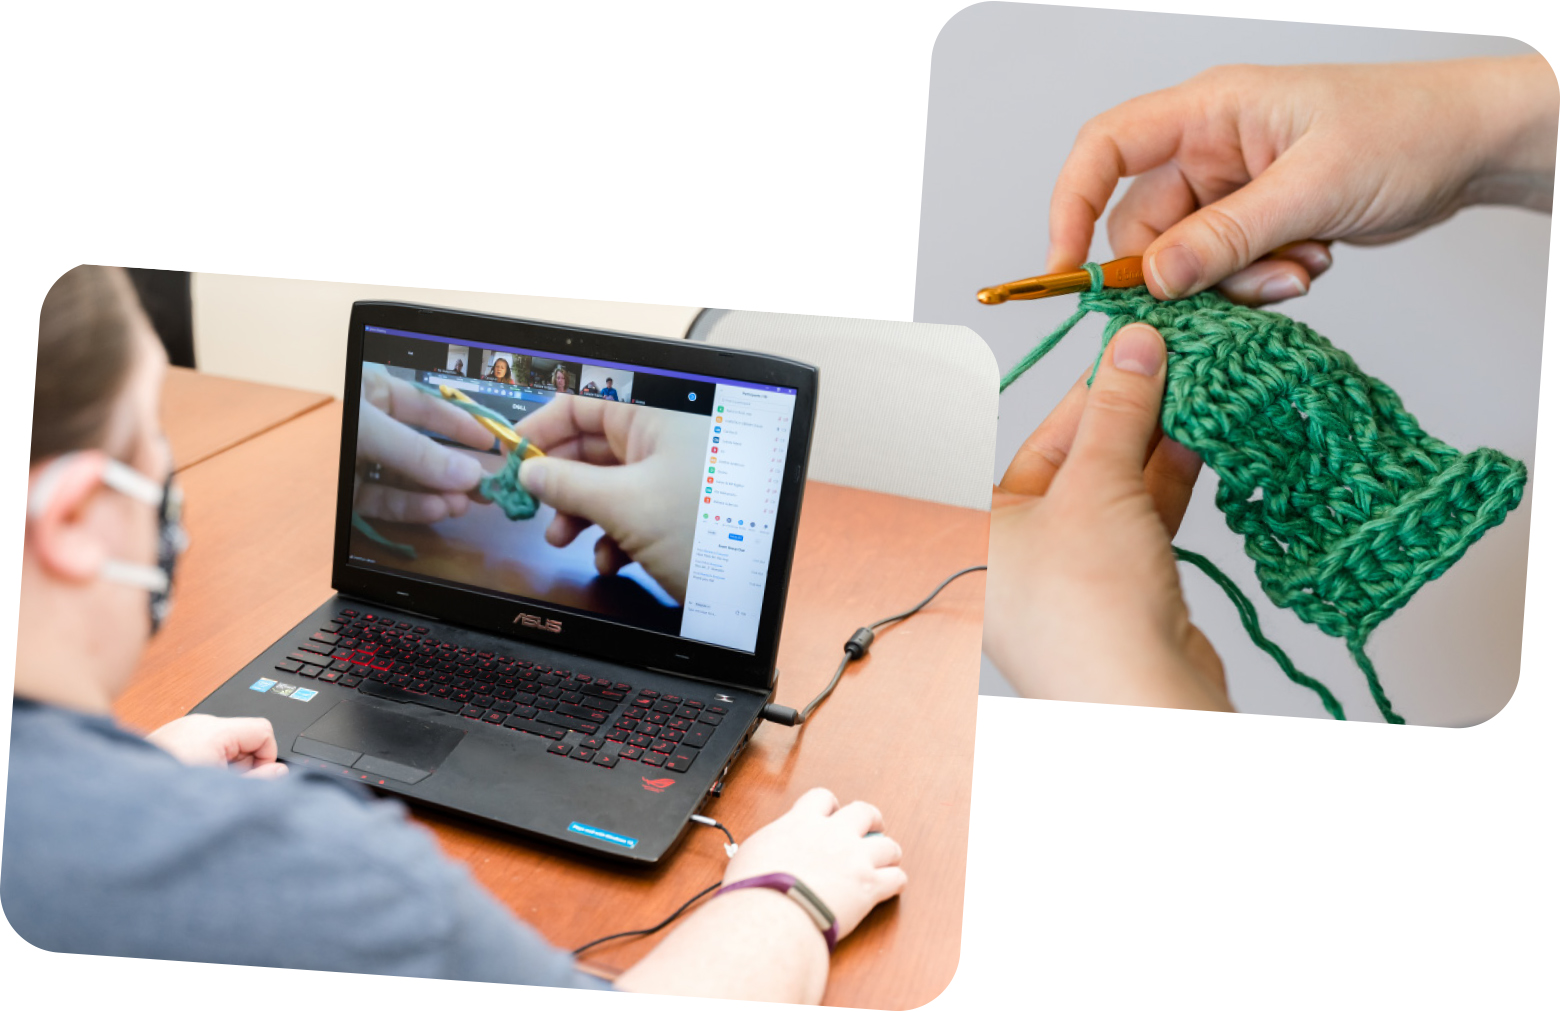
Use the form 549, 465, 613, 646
1258, 273, 1307, 303
1291, 244, 1332, 275
1112, 324, 1164, 376
1147, 244, 1200, 298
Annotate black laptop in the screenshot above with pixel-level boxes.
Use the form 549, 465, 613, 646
191, 301, 816, 863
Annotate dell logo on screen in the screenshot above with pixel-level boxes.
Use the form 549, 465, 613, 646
513, 611, 563, 633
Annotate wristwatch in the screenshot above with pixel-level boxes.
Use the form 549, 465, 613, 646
714, 873, 840, 952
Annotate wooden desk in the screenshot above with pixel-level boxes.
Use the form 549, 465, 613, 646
160, 366, 333, 471
118, 378, 987, 1010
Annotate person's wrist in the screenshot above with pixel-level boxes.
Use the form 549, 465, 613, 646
1458, 55, 1558, 210
710, 879, 832, 954
998, 629, 1219, 710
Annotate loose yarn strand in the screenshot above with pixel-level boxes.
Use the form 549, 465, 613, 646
1174, 547, 1344, 720
351, 511, 417, 559
1346, 635, 1406, 725
998, 264, 1104, 392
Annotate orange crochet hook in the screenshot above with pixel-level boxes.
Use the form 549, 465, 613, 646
977, 255, 1145, 304
438, 385, 545, 458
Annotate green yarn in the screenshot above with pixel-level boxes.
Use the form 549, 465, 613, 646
478, 441, 540, 520
1173, 547, 1344, 720
1004, 269, 1528, 723
352, 511, 417, 559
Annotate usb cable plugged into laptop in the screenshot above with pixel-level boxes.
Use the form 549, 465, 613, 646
689, 813, 739, 857
760, 564, 988, 728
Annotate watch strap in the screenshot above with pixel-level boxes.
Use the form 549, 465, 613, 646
715, 873, 840, 952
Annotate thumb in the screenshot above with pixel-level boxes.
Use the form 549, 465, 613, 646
1142, 149, 1336, 299
1062, 324, 1167, 484
519, 456, 635, 538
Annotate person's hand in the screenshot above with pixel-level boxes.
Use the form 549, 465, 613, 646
357, 364, 497, 523
516, 397, 706, 603
612, 787, 903, 1001
146, 714, 290, 779
985, 323, 1231, 711
1049, 56, 1558, 305
723, 787, 907, 941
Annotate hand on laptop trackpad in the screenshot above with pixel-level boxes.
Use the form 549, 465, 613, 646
293, 700, 466, 785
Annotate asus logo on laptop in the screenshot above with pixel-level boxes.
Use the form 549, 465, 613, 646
513, 611, 563, 633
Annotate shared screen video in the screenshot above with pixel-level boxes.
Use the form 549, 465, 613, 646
349, 326, 797, 653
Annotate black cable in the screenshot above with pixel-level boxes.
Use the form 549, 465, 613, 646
868, 564, 990, 631
791, 564, 987, 725
689, 814, 736, 850
570, 816, 735, 957
797, 655, 852, 724
572, 880, 723, 957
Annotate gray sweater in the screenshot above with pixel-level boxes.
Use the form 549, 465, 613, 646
0, 698, 610, 990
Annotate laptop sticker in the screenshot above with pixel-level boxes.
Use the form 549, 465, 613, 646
249, 678, 277, 693
270, 682, 297, 696
290, 688, 318, 702
567, 822, 638, 850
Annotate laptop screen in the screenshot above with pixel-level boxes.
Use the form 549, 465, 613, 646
346, 324, 797, 655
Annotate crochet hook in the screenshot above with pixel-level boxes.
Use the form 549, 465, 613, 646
977, 255, 1144, 304
438, 385, 545, 459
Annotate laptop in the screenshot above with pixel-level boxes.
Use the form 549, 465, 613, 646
191, 300, 817, 863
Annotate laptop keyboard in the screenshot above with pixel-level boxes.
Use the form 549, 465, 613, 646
270, 609, 729, 774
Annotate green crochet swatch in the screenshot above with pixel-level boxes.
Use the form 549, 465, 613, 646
478, 441, 539, 521
1003, 265, 1528, 723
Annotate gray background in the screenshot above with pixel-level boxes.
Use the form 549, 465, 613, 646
916, 2, 1549, 724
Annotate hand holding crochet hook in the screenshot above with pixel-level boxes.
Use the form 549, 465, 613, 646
983, 55, 1552, 719
1044, 55, 1556, 306
356, 363, 496, 523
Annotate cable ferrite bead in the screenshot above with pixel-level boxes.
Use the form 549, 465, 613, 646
843, 628, 875, 659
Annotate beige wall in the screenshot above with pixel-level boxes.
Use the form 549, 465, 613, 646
191, 273, 702, 396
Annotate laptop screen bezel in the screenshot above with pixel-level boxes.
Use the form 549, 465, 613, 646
331, 300, 818, 691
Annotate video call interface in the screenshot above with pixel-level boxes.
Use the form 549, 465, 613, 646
350, 325, 798, 654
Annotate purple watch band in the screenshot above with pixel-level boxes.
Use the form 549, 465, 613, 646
715, 873, 840, 952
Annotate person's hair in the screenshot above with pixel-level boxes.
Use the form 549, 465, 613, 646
605, 377, 613, 384
32, 266, 147, 465
493, 357, 509, 378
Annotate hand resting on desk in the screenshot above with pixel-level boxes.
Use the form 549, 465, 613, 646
614, 787, 906, 1004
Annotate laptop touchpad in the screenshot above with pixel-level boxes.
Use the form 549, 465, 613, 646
293, 700, 466, 785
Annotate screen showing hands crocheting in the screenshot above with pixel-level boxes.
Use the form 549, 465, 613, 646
348, 326, 797, 654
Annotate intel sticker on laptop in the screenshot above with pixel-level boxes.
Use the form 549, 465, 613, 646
249, 678, 277, 693
568, 822, 638, 850
291, 688, 318, 702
